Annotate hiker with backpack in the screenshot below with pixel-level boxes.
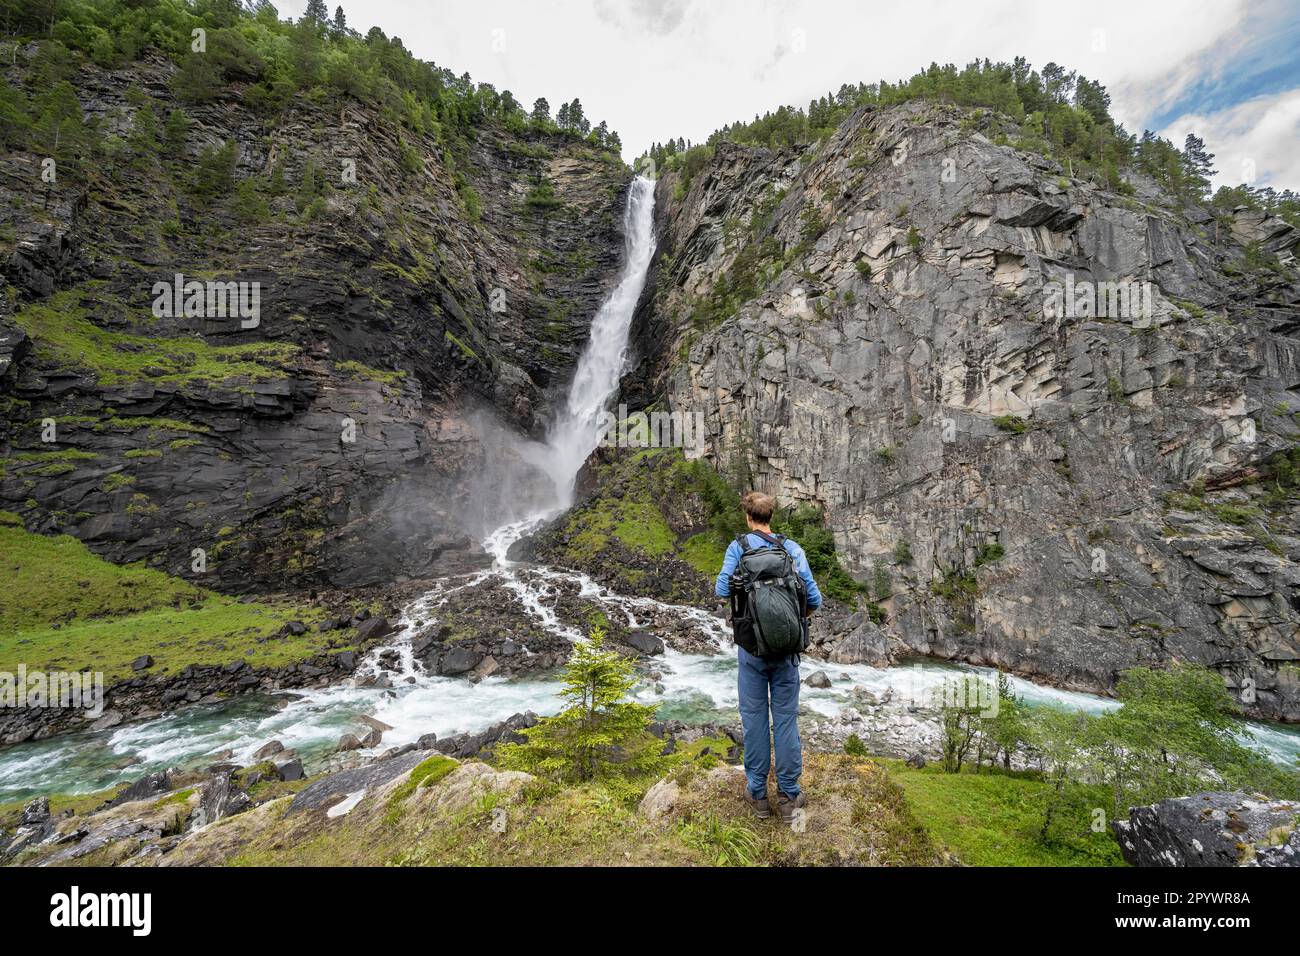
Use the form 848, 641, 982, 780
715, 491, 822, 824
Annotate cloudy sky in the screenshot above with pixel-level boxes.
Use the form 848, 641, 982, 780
277, 0, 1300, 191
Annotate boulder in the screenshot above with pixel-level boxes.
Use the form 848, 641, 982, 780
130, 655, 154, 671
252, 740, 285, 760
438, 645, 482, 675
287, 749, 433, 815
355, 616, 392, 641
274, 757, 305, 782
111, 769, 173, 806
336, 733, 363, 753
1114, 791, 1300, 867
805, 670, 832, 688
624, 630, 665, 656
190, 771, 251, 829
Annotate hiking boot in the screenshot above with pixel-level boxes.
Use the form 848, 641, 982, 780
776, 790, 806, 825
744, 789, 771, 819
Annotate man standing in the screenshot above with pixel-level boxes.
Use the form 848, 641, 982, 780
715, 491, 822, 824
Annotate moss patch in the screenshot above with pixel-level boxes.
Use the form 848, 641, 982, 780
12, 287, 298, 389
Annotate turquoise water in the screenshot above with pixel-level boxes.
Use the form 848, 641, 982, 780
2, 652, 1295, 804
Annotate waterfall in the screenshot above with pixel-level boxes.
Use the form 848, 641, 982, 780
542, 174, 657, 505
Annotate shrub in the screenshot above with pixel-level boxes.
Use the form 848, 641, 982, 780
844, 733, 870, 758
992, 415, 1029, 434
496, 626, 665, 785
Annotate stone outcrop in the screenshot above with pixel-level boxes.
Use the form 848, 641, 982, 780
1114, 791, 1300, 866
628, 101, 1300, 720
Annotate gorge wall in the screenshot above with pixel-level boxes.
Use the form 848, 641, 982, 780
0, 45, 631, 590
625, 100, 1300, 721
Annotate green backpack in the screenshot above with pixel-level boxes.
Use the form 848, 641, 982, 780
730, 531, 809, 658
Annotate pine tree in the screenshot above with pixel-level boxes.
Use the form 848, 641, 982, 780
1182, 133, 1216, 199
555, 100, 570, 130
531, 97, 550, 124
495, 626, 665, 784
304, 0, 329, 24
332, 5, 347, 34
566, 98, 589, 135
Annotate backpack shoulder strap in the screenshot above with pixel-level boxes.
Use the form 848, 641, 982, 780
751, 529, 785, 550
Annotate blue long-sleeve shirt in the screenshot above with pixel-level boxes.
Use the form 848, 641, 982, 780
715, 532, 822, 611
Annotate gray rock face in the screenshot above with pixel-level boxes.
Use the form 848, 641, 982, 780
633, 101, 1300, 721
190, 771, 251, 830
287, 749, 432, 816
0, 50, 631, 593
1114, 791, 1300, 866
111, 770, 173, 806
1, 797, 52, 858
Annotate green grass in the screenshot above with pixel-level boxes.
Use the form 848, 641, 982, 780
613, 502, 676, 556
681, 532, 727, 577
0, 511, 330, 683
332, 360, 407, 387
880, 759, 1125, 866
11, 287, 298, 388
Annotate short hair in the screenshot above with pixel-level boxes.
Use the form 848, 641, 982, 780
741, 491, 776, 523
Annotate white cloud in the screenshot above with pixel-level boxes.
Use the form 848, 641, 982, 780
274, 0, 1293, 188
1160, 89, 1300, 192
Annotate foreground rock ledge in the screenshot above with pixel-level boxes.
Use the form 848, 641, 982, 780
1114, 791, 1300, 866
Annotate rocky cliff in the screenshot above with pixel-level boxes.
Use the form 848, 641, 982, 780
1, 45, 630, 590
626, 100, 1300, 720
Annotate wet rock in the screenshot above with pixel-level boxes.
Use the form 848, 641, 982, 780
90, 710, 123, 731
252, 740, 285, 760
336, 733, 363, 753
438, 646, 482, 676
416, 732, 439, 750
805, 670, 832, 688
434, 712, 538, 758
624, 630, 666, 656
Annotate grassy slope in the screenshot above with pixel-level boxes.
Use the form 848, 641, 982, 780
157, 752, 941, 868
6, 746, 1130, 867
879, 759, 1126, 866
0, 511, 335, 682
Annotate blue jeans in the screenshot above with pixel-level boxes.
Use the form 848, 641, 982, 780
736, 646, 802, 799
